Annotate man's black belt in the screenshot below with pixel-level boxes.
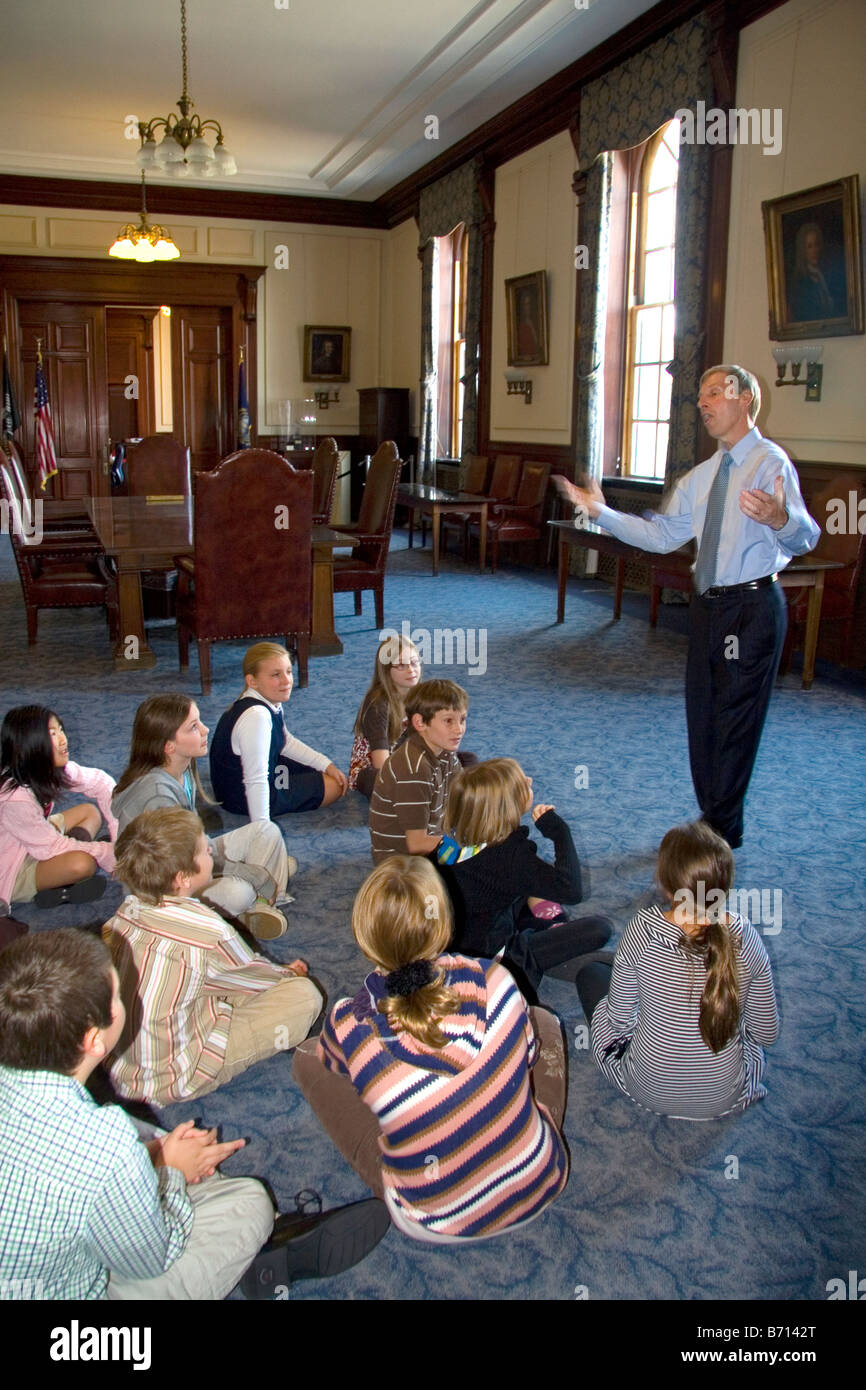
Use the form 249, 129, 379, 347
701, 574, 778, 599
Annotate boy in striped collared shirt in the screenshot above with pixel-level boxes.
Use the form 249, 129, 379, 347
368, 679, 468, 864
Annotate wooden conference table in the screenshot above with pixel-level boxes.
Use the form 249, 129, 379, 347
549, 518, 842, 690
88, 495, 353, 671
397, 482, 489, 575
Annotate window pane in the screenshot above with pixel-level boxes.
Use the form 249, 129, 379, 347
655, 423, 669, 478
658, 365, 672, 420
635, 365, 660, 420
645, 188, 676, 250
648, 140, 678, 192
661, 304, 676, 362
631, 422, 657, 475
644, 247, 673, 304
635, 306, 662, 362
663, 120, 681, 159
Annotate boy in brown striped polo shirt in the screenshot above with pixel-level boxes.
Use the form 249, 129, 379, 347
368, 679, 468, 864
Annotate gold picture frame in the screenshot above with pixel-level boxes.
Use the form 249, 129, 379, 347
505, 270, 549, 366
761, 175, 864, 339
303, 325, 351, 382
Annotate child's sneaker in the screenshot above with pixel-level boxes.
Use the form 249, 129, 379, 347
241, 900, 287, 941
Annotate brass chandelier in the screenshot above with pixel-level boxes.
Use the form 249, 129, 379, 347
109, 173, 180, 261
135, 0, 237, 179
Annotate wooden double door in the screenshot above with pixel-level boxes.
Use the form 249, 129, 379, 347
2, 257, 263, 499
15, 301, 232, 497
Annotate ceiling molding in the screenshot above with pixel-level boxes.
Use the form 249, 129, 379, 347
0, 175, 389, 230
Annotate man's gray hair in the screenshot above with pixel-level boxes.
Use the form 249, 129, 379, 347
700, 364, 761, 424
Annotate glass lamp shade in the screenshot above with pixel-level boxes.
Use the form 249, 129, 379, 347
156, 132, 184, 165
133, 238, 156, 263
109, 231, 138, 259
167, 160, 192, 179
136, 139, 158, 170
185, 136, 214, 167
213, 143, 237, 175
151, 234, 180, 261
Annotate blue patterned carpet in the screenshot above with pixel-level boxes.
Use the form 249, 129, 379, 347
2, 528, 864, 1303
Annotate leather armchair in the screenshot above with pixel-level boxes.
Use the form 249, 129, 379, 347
175, 449, 313, 696
1, 454, 119, 645
441, 453, 489, 558
331, 442, 401, 627
311, 437, 339, 525
474, 459, 550, 571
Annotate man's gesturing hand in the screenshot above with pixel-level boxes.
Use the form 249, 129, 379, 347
553, 474, 604, 520
739, 474, 788, 531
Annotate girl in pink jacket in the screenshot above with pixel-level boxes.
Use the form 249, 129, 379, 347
0, 706, 116, 911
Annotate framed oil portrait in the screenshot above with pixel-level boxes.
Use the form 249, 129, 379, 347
762, 175, 864, 339
303, 325, 351, 382
505, 271, 549, 366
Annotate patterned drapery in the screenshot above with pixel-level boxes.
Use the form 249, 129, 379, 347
577, 13, 714, 485
418, 160, 484, 476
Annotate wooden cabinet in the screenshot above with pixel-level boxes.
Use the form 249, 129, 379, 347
356, 387, 409, 514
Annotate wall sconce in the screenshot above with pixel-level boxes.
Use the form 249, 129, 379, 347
313, 389, 340, 411
771, 345, 823, 402
505, 374, 533, 404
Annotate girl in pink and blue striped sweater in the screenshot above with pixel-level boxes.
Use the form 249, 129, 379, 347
294, 855, 569, 1242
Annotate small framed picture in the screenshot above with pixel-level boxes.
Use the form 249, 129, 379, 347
303, 325, 351, 382
505, 271, 549, 366
761, 175, 864, 339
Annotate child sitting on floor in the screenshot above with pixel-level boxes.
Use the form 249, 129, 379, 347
437, 758, 612, 999
350, 635, 478, 799
575, 821, 779, 1119
368, 678, 468, 863
210, 642, 347, 821
0, 705, 116, 912
349, 635, 422, 798
293, 855, 569, 1242
103, 807, 322, 1105
0, 929, 388, 1301
113, 693, 294, 940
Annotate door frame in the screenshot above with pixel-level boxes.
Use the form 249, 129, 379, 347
0, 256, 265, 487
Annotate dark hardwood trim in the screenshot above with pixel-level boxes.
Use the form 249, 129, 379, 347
0, 175, 388, 229
0, 255, 265, 305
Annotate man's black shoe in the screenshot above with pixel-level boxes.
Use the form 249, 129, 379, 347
241, 1198, 390, 1299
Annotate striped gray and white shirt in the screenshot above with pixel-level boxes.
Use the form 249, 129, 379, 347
591, 905, 779, 1119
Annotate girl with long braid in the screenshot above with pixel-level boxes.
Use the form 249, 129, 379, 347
575, 821, 779, 1118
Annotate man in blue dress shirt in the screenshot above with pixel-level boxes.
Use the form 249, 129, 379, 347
556, 364, 819, 848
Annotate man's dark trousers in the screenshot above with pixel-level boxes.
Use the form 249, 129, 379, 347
686, 580, 787, 846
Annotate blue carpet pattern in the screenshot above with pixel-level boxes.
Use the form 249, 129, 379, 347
1, 528, 864, 1302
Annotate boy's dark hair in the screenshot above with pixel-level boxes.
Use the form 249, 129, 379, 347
0, 705, 70, 811
405, 679, 469, 728
0, 930, 113, 1074
115, 807, 204, 904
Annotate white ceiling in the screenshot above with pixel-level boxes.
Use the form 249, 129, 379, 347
0, 0, 658, 201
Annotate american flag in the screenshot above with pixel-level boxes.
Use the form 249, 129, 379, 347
34, 345, 58, 491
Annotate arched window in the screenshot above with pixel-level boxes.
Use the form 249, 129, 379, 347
622, 119, 680, 478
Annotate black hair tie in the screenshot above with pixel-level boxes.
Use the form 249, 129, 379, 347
384, 960, 436, 998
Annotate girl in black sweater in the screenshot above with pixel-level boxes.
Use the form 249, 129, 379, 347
437, 758, 612, 1000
